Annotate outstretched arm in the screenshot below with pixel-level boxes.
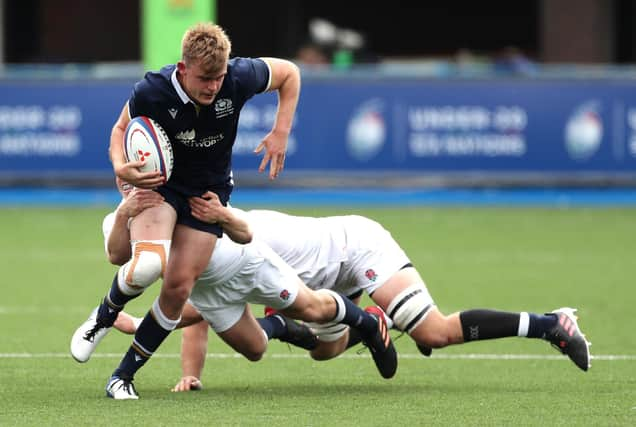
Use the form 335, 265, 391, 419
172, 320, 209, 392
254, 58, 301, 179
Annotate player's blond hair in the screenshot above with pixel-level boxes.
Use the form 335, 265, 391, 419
181, 22, 231, 73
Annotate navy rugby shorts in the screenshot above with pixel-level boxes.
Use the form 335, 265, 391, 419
156, 185, 232, 237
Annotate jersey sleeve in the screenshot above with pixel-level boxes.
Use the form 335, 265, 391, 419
230, 57, 271, 100
128, 79, 153, 118
128, 65, 177, 119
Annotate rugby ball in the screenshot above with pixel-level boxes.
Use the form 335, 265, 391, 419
124, 116, 174, 180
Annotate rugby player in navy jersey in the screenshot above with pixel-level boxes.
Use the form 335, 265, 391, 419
70, 22, 304, 399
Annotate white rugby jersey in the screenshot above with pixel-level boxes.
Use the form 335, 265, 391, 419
239, 209, 348, 292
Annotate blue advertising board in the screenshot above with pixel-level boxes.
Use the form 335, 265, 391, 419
1, 76, 635, 182
233, 79, 636, 174
0, 80, 131, 178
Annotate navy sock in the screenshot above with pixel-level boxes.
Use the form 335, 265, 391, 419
345, 328, 362, 349
113, 310, 172, 379
107, 273, 139, 307
97, 274, 140, 327
257, 315, 287, 340
527, 313, 558, 338
336, 295, 377, 339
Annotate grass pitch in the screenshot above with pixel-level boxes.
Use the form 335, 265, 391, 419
0, 205, 634, 426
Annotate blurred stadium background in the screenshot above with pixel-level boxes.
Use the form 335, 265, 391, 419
2, 2, 636, 425
1, 0, 636, 194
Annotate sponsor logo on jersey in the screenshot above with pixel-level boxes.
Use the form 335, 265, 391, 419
365, 269, 378, 282
175, 129, 225, 148
175, 129, 196, 145
168, 108, 178, 119
199, 133, 224, 148
214, 98, 234, 118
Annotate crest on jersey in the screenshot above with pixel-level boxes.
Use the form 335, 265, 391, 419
365, 269, 378, 282
279, 289, 290, 301
215, 98, 234, 118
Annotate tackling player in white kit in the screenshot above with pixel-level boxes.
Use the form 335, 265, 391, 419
115, 193, 591, 391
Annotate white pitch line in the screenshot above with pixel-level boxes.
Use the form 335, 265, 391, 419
0, 352, 634, 361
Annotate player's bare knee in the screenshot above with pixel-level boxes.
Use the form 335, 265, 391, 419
412, 329, 453, 349
309, 347, 336, 361
243, 349, 265, 362
411, 312, 460, 348
309, 339, 345, 361
163, 283, 192, 305
242, 339, 267, 361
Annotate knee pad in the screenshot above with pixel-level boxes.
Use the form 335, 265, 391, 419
385, 284, 435, 334
118, 240, 170, 295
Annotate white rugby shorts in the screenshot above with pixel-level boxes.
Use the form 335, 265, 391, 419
188, 240, 300, 332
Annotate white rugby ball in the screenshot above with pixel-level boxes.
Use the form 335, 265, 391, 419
124, 116, 174, 180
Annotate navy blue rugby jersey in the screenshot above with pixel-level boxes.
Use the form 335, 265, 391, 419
128, 57, 271, 196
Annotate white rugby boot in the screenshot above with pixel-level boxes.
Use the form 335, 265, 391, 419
70, 306, 112, 363
106, 375, 139, 400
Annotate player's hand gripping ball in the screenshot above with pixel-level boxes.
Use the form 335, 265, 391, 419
124, 116, 174, 180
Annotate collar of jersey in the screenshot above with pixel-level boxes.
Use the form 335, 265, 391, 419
171, 67, 195, 105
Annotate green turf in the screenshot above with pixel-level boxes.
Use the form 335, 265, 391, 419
1, 206, 634, 426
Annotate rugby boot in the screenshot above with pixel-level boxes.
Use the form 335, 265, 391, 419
70, 306, 112, 363
106, 375, 139, 400
276, 314, 319, 350
362, 307, 398, 379
416, 343, 433, 357
545, 307, 591, 371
